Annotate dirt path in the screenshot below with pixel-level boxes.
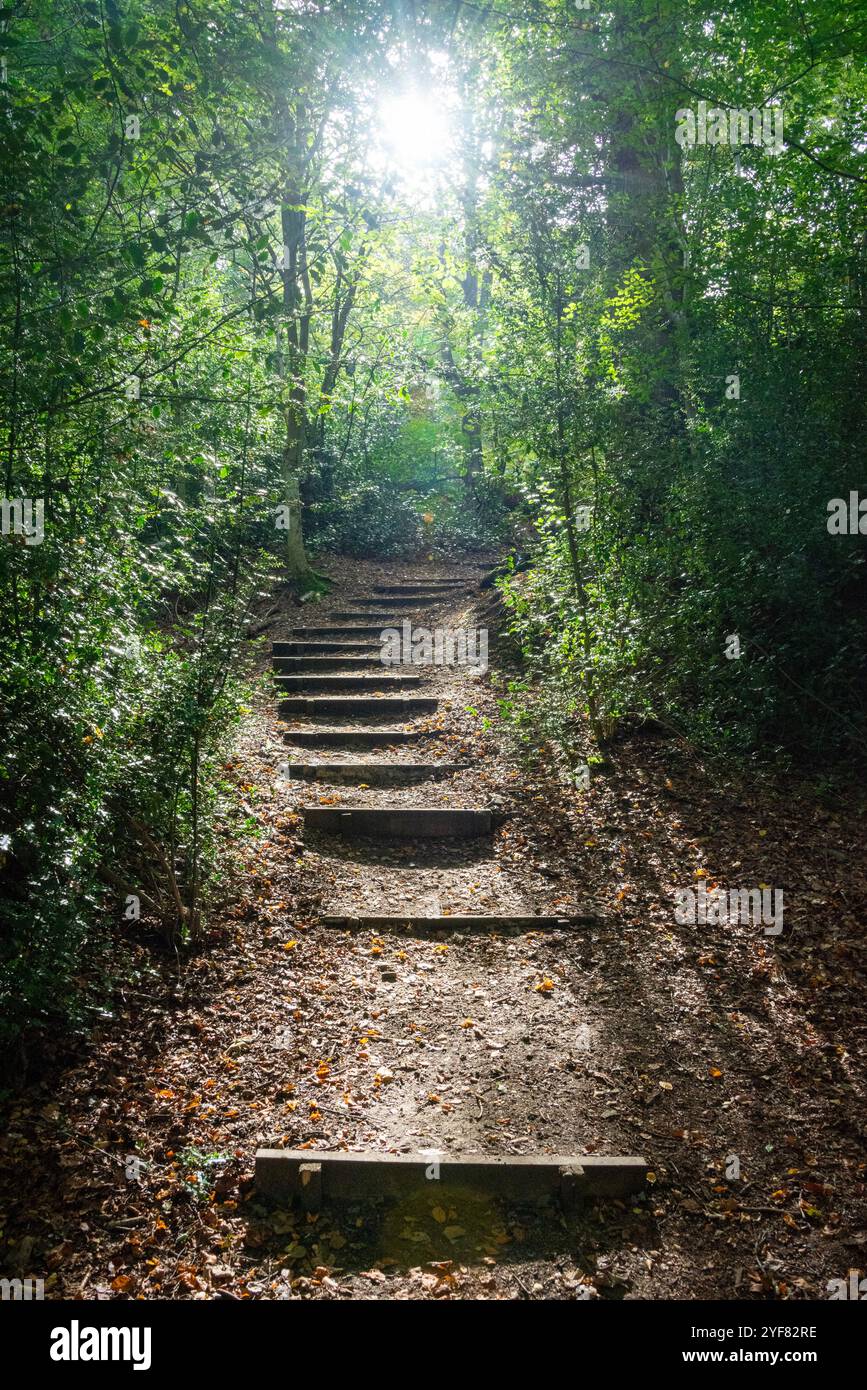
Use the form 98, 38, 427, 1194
1, 555, 865, 1302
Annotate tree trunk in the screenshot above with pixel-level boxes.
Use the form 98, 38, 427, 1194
277, 105, 316, 582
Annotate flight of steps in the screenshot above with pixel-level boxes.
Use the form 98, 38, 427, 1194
255, 569, 646, 1207
274, 576, 477, 805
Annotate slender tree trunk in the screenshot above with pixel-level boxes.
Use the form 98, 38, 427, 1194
277, 106, 316, 581
553, 273, 600, 737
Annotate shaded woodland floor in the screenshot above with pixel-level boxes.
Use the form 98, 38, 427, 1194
1, 556, 865, 1301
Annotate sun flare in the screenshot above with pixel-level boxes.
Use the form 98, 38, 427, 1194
377, 91, 453, 173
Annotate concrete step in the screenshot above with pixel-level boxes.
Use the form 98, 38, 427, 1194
272, 656, 384, 671
274, 674, 422, 692
255, 1149, 648, 1208
273, 640, 379, 656
319, 913, 602, 928
278, 696, 438, 717
282, 762, 469, 785
283, 728, 434, 748
303, 806, 493, 838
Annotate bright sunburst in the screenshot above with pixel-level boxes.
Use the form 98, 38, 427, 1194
377, 90, 453, 176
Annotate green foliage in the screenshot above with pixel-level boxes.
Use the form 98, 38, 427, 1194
430, 476, 515, 554
1, 0, 864, 1056
476, 0, 866, 767
310, 478, 425, 558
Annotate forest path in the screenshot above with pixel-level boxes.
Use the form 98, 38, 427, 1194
2, 555, 864, 1302
223, 557, 864, 1299
256, 561, 644, 1210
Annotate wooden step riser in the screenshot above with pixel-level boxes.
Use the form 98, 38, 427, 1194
283, 730, 434, 747
255, 1150, 648, 1207
274, 675, 422, 691
272, 657, 385, 671
329, 612, 412, 622
303, 807, 493, 838
319, 914, 602, 929
373, 585, 466, 595
289, 628, 393, 638
278, 697, 438, 716
343, 597, 442, 607
273, 643, 380, 657
281, 763, 469, 785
